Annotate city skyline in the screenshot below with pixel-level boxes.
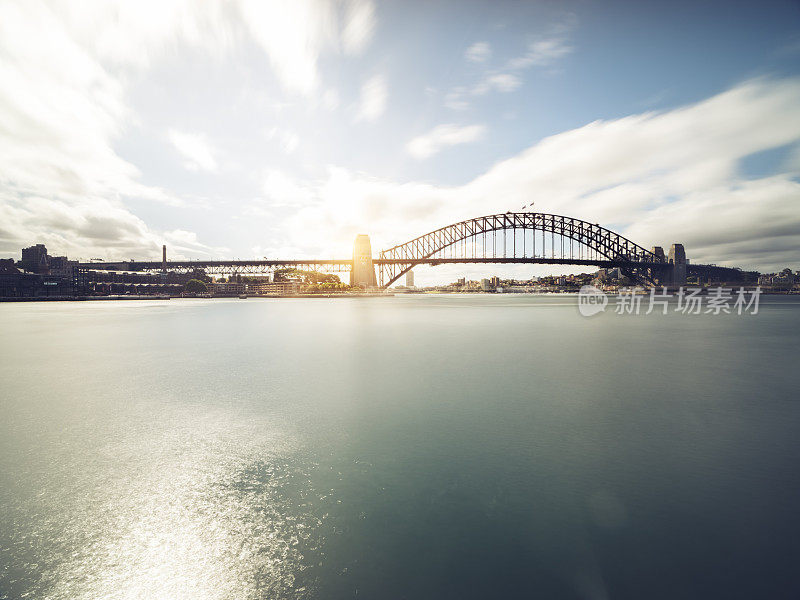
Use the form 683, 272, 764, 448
1, 1, 800, 285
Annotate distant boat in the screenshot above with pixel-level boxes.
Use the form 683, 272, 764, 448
239, 294, 248, 299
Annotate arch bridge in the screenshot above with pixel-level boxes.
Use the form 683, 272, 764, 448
375, 212, 671, 288
78, 211, 751, 289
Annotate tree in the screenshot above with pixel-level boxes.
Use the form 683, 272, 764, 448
274, 268, 341, 284
184, 279, 207, 293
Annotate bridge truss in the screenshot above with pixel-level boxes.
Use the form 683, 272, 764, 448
377, 212, 666, 287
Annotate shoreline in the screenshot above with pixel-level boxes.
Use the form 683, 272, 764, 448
0, 292, 396, 302
2, 289, 797, 302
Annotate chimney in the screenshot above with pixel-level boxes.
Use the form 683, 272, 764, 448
162, 245, 167, 272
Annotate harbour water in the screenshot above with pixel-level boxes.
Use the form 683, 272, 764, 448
1, 295, 799, 599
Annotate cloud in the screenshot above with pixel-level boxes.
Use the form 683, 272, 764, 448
443, 87, 470, 111
472, 73, 521, 95
164, 228, 229, 257
278, 167, 454, 258
322, 88, 340, 110
446, 73, 521, 110
0, 1, 258, 262
264, 78, 800, 273
465, 41, 491, 63
407, 124, 487, 159
168, 129, 218, 171
342, 0, 376, 55
49, 0, 378, 96
0, 192, 159, 259
240, 0, 376, 95
261, 169, 314, 207
0, 189, 222, 261
49, 1, 237, 71
445, 17, 576, 110
0, 2, 150, 200
506, 37, 573, 70
355, 74, 388, 122
1, 1, 379, 260
266, 128, 301, 154
238, 0, 335, 95
511, 12, 577, 69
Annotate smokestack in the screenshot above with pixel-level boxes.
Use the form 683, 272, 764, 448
162, 245, 167, 272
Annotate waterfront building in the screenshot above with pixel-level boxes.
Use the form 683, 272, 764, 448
248, 281, 301, 295
207, 282, 248, 295
20, 244, 49, 273
48, 256, 78, 278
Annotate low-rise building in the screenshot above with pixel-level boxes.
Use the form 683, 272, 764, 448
249, 281, 301, 295
208, 282, 248, 295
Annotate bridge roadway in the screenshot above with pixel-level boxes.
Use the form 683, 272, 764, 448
78, 257, 666, 274
76, 257, 752, 288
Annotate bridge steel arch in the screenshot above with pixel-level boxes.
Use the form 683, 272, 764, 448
377, 212, 666, 288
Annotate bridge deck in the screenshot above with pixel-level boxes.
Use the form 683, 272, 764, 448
79, 257, 666, 271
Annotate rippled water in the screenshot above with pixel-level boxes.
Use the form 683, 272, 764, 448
1, 295, 799, 599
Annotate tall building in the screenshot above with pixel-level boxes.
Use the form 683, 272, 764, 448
405, 270, 414, 288
350, 234, 377, 288
21, 244, 48, 272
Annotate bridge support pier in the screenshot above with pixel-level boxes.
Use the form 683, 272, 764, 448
666, 243, 687, 286
350, 234, 377, 288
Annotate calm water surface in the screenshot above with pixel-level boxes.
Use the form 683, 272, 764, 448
1, 295, 799, 599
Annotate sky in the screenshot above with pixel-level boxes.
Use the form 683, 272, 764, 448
1, 0, 799, 284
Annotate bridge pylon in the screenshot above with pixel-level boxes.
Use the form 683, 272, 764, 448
667, 243, 687, 286
350, 234, 377, 288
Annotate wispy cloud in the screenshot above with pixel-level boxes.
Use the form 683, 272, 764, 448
505, 37, 573, 70
407, 124, 487, 159
168, 130, 218, 171
342, 0, 376, 55
446, 16, 576, 110
444, 87, 470, 110
239, 0, 377, 95
355, 74, 388, 122
472, 73, 521, 95
465, 41, 491, 63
